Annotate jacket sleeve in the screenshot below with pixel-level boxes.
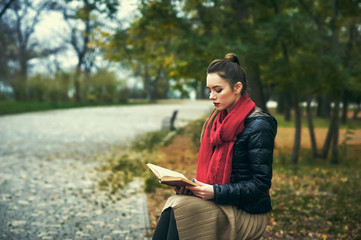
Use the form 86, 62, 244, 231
213, 119, 275, 206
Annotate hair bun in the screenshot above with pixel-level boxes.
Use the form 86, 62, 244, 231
224, 53, 240, 65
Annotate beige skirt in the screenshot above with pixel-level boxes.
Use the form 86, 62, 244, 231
162, 195, 267, 240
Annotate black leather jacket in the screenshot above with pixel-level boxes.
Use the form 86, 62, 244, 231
213, 108, 277, 214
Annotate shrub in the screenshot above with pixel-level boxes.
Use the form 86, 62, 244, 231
97, 152, 146, 194
131, 130, 170, 152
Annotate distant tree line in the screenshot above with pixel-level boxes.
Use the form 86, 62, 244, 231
0, 0, 360, 164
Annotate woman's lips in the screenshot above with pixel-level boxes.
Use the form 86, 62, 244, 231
213, 103, 220, 107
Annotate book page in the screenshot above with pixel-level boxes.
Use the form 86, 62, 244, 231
147, 163, 187, 179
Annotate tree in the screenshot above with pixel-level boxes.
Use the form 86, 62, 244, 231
61, 0, 119, 102
106, 0, 184, 101
88, 68, 119, 103
260, 0, 313, 165
1, 0, 62, 100
0, 11, 17, 83
174, 0, 226, 99
224, 0, 271, 110
296, 0, 361, 163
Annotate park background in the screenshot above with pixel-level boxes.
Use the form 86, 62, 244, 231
1, 0, 360, 239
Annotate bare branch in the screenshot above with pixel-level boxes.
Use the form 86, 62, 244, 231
0, 0, 16, 18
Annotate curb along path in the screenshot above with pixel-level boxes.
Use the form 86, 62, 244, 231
0, 101, 212, 240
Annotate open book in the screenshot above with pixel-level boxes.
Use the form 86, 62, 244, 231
146, 163, 198, 187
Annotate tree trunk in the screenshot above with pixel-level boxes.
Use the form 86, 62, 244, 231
291, 94, 301, 165
277, 93, 291, 120
341, 90, 349, 124
150, 69, 162, 102
331, 100, 340, 164
16, 46, 28, 100
231, 0, 268, 110
144, 70, 152, 102
277, 94, 284, 114
83, 69, 91, 102
199, 79, 207, 99
329, 0, 340, 164
317, 94, 331, 118
284, 93, 292, 121
149, 78, 157, 102
246, 61, 267, 111
306, 95, 318, 157
321, 110, 336, 159
316, 95, 322, 117
74, 65, 82, 102
353, 100, 360, 119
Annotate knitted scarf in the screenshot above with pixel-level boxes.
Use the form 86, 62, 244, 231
196, 93, 255, 185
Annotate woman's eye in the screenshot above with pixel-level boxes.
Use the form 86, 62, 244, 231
216, 89, 222, 93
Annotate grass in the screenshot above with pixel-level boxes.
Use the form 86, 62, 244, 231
268, 147, 361, 239
0, 99, 151, 116
95, 130, 176, 196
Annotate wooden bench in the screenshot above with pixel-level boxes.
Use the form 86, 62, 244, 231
161, 110, 178, 131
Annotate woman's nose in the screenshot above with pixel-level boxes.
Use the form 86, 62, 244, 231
209, 92, 216, 100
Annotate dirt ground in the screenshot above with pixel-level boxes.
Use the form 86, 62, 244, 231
275, 128, 361, 149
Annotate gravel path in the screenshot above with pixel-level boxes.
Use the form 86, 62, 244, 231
0, 101, 212, 240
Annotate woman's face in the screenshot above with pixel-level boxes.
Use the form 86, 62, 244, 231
207, 73, 242, 113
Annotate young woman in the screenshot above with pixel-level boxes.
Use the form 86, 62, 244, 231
153, 53, 277, 240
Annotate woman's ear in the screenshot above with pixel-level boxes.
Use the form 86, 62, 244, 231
234, 82, 243, 95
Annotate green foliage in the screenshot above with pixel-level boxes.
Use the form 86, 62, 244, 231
87, 68, 121, 103
131, 130, 170, 152
97, 129, 177, 195
12, 77, 27, 100
144, 175, 160, 193
3, 0, 361, 116
104, 0, 185, 101
97, 152, 146, 194
103, 0, 361, 112
144, 172, 172, 193
117, 87, 130, 103
187, 118, 206, 150
0, 99, 150, 116
26, 73, 72, 102
27, 74, 49, 101
9, 69, 130, 106
0, 100, 91, 115
338, 127, 355, 158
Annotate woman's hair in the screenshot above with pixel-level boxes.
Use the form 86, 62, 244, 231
207, 53, 247, 95
200, 53, 248, 142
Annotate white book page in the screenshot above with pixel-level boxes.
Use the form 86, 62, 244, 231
148, 164, 187, 179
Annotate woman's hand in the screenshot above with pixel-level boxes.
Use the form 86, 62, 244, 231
187, 180, 214, 200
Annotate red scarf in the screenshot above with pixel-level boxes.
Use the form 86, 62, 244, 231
196, 93, 255, 185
